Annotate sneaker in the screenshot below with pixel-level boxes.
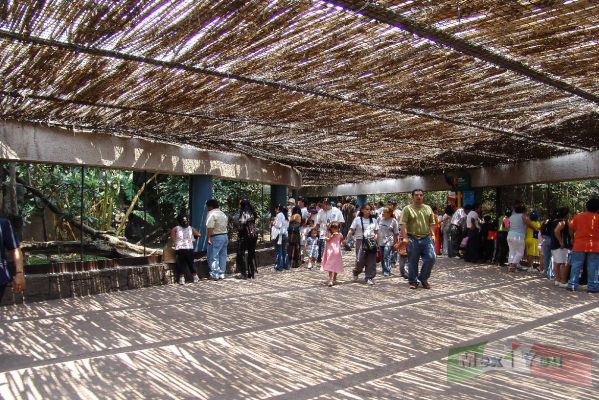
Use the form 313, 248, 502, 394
178, 276, 185, 285
421, 281, 431, 289
366, 278, 375, 286
383, 272, 390, 277
353, 274, 359, 282
218, 275, 225, 280
558, 282, 567, 288
566, 286, 576, 292
192, 275, 200, 283
409, 282, 418, 289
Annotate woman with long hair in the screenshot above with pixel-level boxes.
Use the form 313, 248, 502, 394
551, 207, 572, 287
346, 204, 379, 285
236, 199, 258, 279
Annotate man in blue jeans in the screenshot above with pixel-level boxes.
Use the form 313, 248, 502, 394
567, 198, 599, 292
206, 199, 229, 280
400, 189, 436, 289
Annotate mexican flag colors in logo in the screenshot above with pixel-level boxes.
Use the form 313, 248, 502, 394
447, 340, 592, 386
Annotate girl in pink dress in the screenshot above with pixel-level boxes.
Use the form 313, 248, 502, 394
322, 222, 346, 287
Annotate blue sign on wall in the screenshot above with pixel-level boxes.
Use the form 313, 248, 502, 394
462, 190, 475, 208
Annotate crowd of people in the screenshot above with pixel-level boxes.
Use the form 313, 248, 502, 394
2, 192, 598, 299
246, 190, 439, 289
264, 192, 598, 293
166, 192, 599, 294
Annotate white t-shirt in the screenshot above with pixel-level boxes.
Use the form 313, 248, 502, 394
174, 226, 194, 250
310, 207, 319, 226
377, 217, 399, 246
466, 210, 480, 229
350, 216, 379, 239
330, 207, 345, 224
301, 226, 310, 245
451, 208, 465, 225
316, 207, 345, 238
274, 212, 289, 236
206, 209, 228, 235
301, 207, 309, 221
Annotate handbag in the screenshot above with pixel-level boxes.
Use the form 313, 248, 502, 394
270, 226, 280, 242
360, 217, 378, 254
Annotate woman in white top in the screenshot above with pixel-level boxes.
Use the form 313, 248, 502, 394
346, 204, 379, 285
440, 205, 454, 256
272, 204, 290, 271
170, 215, 201, 284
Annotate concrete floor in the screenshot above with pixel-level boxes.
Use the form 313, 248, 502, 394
1, 255, 598, 399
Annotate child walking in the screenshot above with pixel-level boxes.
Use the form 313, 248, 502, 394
300, 219, 312, 266
305, 228, 319, 269
395, 232, 409, 279
322, 222, 345, 286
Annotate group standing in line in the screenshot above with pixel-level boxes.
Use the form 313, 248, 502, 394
166, 192, 598, 295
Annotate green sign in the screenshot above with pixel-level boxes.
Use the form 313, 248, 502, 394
453, 175, 471, 191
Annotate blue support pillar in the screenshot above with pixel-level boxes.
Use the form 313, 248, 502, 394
356, 195, 367, 208
271, 185, 287, 214
190, 175, 213, 251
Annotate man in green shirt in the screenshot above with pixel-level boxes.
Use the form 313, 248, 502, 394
400, 189, 436, 289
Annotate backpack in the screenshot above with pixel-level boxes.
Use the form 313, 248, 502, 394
244, 219, 258, 240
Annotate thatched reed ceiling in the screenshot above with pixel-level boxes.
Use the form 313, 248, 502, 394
0, 0, 597, 185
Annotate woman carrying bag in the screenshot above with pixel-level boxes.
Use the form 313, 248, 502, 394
346, 204, 379, 285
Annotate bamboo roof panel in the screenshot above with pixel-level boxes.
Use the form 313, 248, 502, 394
0, 0, 597, 185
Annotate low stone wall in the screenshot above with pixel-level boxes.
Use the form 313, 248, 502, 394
1, 247, 276, 306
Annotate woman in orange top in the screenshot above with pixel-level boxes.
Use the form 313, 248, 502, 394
566, 198, 599, 293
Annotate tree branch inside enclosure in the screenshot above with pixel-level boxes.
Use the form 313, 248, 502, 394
5, 167, 162, 257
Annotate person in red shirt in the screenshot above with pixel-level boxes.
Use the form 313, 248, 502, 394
567, 198, 599, 293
